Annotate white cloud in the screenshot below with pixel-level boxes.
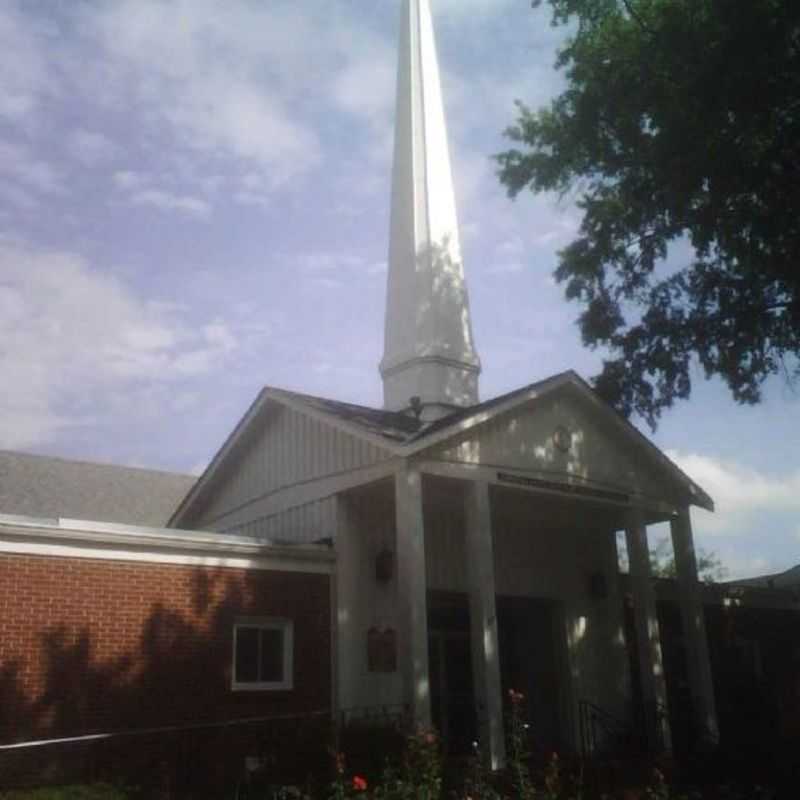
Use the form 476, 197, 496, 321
0, 242, 239, 448
667, 450, 800, 536
67, 129, 120, 167
331, 27, 395, 129
111, 171, 211, 219
0, 2, 49, 121
202, 321, 238, 352
0, 140, 63, 195
79, 0, 323, 185
112, 170, 147, 191
129, 188, 211, 219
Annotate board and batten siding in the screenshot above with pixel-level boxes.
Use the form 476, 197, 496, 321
187, 404, 392, 537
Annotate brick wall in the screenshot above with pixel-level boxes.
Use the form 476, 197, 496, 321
0, 553, 332, 744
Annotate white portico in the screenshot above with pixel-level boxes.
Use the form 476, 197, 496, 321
171, 0, 720, 772
331, 373, 719, 767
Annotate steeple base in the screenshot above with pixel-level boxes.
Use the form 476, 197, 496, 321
381, 355, 480, 419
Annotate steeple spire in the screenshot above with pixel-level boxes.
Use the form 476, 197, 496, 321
380, 0, 481, 419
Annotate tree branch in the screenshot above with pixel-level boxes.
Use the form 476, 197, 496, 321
621, 0, 653, 33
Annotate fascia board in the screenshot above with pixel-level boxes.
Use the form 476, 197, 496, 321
0, 513, 335, 566
168, 389, 269, 528
169, 388, 401, 528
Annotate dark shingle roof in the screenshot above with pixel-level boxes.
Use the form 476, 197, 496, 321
0, 450, 196, 527
271, 372, 568, 446
270, 387, 424, 442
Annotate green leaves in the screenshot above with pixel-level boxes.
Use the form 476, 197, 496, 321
499, 0, 800, 426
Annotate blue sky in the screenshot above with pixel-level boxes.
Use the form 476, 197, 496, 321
0, 0, 797, 578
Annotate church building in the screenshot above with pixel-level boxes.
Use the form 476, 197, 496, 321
0, 0, 720, 775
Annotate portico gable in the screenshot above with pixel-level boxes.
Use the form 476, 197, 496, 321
411, 374, 712, 517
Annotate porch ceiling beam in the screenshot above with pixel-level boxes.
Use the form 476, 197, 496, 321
416, 459, 678, 519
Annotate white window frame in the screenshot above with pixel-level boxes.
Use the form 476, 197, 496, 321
232, 617, 294, 691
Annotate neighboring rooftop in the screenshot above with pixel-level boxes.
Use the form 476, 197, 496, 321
0, 450, 196, 527
728, 564, 800, 591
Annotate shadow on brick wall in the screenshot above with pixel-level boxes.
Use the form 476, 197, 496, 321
0, 562, 332, 797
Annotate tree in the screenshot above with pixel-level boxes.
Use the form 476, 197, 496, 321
616, 533, 728, 582
497, 0, 800, 428
649, 536, 728, 583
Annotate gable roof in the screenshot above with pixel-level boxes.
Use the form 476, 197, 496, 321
171, 370, 713, 526
0, 450, 196, 527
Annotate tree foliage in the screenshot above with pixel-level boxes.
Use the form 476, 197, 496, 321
649, 536, 728, 583
497, 0, 800, 427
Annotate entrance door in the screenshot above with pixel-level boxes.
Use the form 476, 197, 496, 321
497, 596, 564, 752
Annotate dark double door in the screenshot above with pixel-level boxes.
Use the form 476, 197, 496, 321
427, 592, 563, 754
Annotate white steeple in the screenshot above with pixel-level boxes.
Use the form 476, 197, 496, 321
380, 0, 481, 419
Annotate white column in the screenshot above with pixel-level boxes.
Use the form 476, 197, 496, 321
395, 465, 432, 726
670, 507, 719, 746
625, 512, 671, 752
465, 480, 506, 769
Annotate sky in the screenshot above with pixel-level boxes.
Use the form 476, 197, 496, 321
0, 0, 797, 579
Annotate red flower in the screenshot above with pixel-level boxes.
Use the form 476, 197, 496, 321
352, 775, 368, 792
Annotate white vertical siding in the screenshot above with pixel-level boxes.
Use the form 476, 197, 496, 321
428, 390, 672, 505
220, 496, 338, 545
189, 404, 391, 531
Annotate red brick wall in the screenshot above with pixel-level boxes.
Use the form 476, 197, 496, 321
0, 553, 332, 744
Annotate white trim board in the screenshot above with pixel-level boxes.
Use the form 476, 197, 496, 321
0, 515, 335, 574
